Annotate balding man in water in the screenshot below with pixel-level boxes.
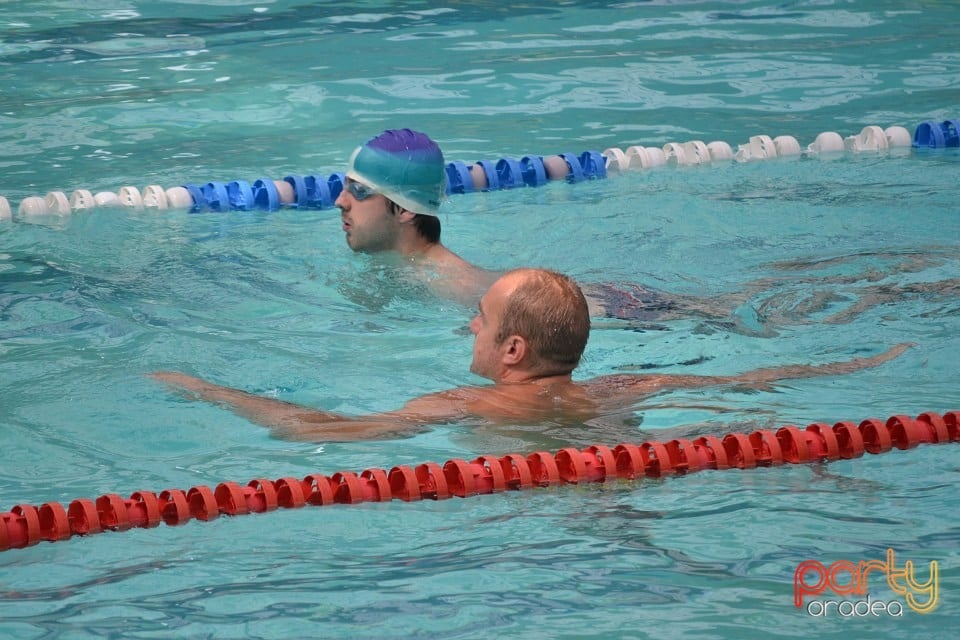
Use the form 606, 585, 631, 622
152, 268, 911, 442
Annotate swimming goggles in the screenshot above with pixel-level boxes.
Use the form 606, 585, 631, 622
343, 180, 379, 201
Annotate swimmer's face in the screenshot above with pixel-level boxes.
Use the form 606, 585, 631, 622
469, 273, 521, 380
335, 178, 400, 253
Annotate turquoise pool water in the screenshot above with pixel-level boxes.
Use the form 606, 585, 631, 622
1, 1, 958, 638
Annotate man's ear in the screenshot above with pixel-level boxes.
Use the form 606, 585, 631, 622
501, 335, 528, 366
395, 208, 417, 224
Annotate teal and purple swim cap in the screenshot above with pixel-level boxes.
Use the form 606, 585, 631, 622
346, 128, 446, 216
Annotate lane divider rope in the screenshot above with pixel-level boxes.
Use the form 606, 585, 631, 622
1, 410, 956, 552
1, 119, 957, 222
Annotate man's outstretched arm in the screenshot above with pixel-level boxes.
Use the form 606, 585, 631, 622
150, 372, 466, 441
717, 342, 913, 386
606, 343, 913, 396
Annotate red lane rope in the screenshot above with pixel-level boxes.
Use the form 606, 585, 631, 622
2, 410, 957, 552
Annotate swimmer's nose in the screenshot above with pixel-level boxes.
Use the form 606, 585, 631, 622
468, 315, 480, 334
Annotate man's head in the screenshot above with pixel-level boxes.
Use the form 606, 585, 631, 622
336, 129, 446, 253
470, 268, 590, 381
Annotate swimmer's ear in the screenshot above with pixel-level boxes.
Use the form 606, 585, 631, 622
501, 335, 528, 366
395, 208, 417, 224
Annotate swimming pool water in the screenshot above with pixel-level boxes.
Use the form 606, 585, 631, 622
1, 1, 958, 638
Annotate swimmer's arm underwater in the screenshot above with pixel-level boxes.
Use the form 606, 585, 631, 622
150, 372, 463, 441
595, 343, 913, 397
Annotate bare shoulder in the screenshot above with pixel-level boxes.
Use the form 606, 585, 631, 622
424, 246, 501, 304
579, 373, 668, 398
397, 385, 488, 422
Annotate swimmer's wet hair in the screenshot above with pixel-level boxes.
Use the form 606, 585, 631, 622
497, 268, 590, 374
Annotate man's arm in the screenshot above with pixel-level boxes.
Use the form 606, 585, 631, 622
150, 372, 469, 441
602, 343, 913, 396
714, 342, 913, 386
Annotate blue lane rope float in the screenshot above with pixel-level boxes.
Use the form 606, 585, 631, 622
445, 161, 474, 194
252, 178, 280, 211
1, 120, 955, 221
284, 175, 309, 208
913, 119, 960, 148
227, 180, 255, 211
475, 159, 501, 190
520, 155, 547, 187
495, 157, 526, 189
